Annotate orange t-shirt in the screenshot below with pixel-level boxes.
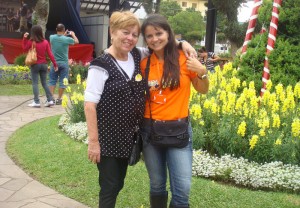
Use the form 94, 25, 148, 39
140, 50, 197, 120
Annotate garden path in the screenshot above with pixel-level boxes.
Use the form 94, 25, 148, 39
0, 95, 89, 208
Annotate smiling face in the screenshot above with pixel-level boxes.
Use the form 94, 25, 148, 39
110, 25, 139, 54
144, 25, 169, 56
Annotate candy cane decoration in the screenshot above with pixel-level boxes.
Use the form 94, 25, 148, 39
260, 0, 283, 96
241, 0, 263, 55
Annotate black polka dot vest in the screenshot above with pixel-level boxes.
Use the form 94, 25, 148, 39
89, 48, 146, 159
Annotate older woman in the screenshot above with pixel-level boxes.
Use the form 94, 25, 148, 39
84, 11, 196, 208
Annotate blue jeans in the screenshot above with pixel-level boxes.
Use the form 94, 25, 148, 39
141, 120, 193, 207
30, 64, 53, 104
48, 63, 69, 88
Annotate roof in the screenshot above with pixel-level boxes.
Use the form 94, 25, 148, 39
80, 0, 143, 15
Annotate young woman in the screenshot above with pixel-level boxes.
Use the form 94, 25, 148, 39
140, 14, 209, 208
22, 25, 58, 107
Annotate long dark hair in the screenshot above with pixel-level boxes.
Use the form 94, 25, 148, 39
30, 25, 44, 42
141, 14, 180, 90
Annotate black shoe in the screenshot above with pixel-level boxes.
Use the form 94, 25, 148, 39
55, 98, 62, 105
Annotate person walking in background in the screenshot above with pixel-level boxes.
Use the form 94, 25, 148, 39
198, 46, 220, 73
22, 25, 58, 108
49, 23, 79, 105
140, 14, 209, 208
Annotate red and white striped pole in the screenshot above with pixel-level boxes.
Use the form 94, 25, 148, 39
241, 0, 263, 55
260, 0, 283, 96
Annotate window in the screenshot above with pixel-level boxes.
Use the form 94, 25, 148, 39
192, 3, 197, 8
182, 2, 187, 7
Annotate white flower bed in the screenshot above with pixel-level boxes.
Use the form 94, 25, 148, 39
193, 150, 300, 192
58, 114, 88, 144
59, 114, 300, 193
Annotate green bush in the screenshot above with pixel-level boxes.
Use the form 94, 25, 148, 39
14, 54, 27, 66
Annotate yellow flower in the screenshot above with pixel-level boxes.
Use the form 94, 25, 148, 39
259, 129, 266, 137
291, 118, 300, 137
272, 114, 280, 128
249, 81, 255, 90
249, 135, 259, 149
63, 78, 69, 86
66, 86, 72, 93
294, 82, 300, 98
82, 80, 87, 90
62, 95, 68, 108
237, 121, 246, 137
266, 80, 272, 91
191, 104, 202, 120
199, 120, 205, 126
242, 81, 247, 87
275, 139, 282, 145
76, 74, 81, 85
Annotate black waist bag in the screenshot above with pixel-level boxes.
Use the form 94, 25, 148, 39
150, 118, 189, 148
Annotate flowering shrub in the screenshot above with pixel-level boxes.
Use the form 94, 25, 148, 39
190, 63, 300, 165
0, 65, 31, 84
68, 59, 89, 84
62, 74, 86, 123
193, 150, 300, 193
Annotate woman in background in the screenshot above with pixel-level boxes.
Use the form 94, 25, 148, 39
22, 25, 58, 107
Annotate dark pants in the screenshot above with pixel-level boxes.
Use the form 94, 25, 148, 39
97, 156, 128, 208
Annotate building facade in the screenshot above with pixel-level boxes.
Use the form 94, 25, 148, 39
171, 0, 208, 16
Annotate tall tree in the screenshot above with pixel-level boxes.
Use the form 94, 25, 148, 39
168, 11, 205, 43
211, 0, 247, 55
159, 0, 182, 18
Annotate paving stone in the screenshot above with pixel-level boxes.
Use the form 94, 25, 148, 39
0, 95, 89, 208
40, 194, 90, 208
0, 178, 10, 186
2, 178, 29, 191
0, 154, 14, 165
0, 187, 14, 201
0, 165, 32, 179
0, 199, 38, 208
7, 180, 57, 202
22, 201, 58, 208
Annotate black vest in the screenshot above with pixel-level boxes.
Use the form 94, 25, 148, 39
89, 48, 145, 158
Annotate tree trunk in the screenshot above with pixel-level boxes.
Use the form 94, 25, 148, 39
32, 0, 49, 35
230, 42, 239, 57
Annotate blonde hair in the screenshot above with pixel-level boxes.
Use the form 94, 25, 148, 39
110, 11, 140, 34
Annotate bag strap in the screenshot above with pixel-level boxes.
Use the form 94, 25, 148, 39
32, 41, 36, 49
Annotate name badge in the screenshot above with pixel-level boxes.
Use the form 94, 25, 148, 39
153, 90, 166, 104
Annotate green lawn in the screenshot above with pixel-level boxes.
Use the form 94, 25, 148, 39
6, 116, 300, 208
0, 84, 77, 96
0, 84, 41, 95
